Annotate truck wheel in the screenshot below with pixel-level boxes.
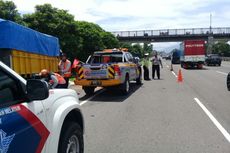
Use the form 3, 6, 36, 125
227, 72, 230, 91
58, 122, 84, 153
121, 76, 130, 95
83, 87, 95, 95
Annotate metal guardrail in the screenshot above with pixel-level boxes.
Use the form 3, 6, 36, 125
112, 27, 230, 37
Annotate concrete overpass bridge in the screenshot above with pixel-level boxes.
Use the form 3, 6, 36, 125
112, 27, 230, 43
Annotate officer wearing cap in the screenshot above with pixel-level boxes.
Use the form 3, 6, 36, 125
142, 53, 151, 80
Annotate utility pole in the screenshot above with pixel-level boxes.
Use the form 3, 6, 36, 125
210, 13, 212, 33
207, 13, 214, 54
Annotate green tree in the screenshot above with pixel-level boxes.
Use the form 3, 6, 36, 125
131, 44, 143, 57
76, 21, 106, 60
143, 43, 153, 56
101, 32, 119, 49
213, 42, 230, 57
119, 42, 133, 51
119, 43, 153, 58
0, 0, 23, 23
23, 4, 82, 61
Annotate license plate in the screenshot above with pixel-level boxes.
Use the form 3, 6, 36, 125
90, 70, 107, 76
91, 80, 101, 86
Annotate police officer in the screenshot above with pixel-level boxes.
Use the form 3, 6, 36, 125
142, 53, 151, 80
58, 53, 72, 88
151, 53, 163, 79
39, 69, 66, 88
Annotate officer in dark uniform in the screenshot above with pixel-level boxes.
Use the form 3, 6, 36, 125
152, 53, 163, 79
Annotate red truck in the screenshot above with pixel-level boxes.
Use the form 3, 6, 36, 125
180, 40, 206, 69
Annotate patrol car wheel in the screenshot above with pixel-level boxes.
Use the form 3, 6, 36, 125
58, 122, 84, 153
136, 74, 142, 85
121, 76, 130, 95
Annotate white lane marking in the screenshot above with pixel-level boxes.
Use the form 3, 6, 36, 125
172, 71, 178, 78
80, 89, 106, 106
164, 62, 169, 67
216, 71, 228, 76
194, 98, 230, 143
164, 61, 178, 78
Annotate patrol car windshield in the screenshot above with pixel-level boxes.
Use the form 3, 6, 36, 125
90, 52, 123, 64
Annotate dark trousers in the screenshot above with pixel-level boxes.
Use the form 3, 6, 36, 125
64, 77, 69, 88
56, 84, 66, 89
152, 65, 160, 79
143, 66, 150, 80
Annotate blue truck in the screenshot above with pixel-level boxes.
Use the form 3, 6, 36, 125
171, 49, 181, 64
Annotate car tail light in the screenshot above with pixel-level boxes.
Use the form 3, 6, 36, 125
114, 65, 121, 76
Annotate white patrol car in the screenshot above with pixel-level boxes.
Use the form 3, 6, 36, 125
0, 61, 84, 153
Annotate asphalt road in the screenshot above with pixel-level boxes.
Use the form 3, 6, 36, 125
76, 61, 230, 153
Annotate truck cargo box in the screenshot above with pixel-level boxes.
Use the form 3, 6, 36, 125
0, 18, 60, 77
0, 49, 59, 77
180, 40, 206, 69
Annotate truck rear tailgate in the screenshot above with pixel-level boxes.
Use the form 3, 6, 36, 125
83, 64, 114, 79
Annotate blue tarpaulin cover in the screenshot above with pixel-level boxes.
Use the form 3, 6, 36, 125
0, 18, 60, 56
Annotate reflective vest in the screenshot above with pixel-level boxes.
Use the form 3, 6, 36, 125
59, 60, 72, 78
142, 58, 150, 67
53, 73, 66, 84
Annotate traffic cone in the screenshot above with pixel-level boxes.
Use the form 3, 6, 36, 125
177, 69, 183, 83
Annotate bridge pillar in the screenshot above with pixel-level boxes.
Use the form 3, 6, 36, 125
207, 36, 214, 54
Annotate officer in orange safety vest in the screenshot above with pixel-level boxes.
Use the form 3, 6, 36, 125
58, 53, 72, 88
39, 69, 66, 88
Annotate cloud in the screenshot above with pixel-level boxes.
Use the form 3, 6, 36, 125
11, 0, 230, 51
12, 0, 230, 29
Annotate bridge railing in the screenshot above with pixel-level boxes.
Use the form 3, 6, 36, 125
112, 27, 230, 37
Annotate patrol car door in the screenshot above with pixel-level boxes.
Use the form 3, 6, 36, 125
0, 69, 49, 153
126, 53, 137, 80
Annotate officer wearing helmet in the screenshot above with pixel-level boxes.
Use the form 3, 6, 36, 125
39, 69, 66, 88
142, 53, 151, 80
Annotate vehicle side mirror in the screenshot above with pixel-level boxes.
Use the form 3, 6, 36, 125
133, 57, 140, 64
26, 79, 49, 101
227, 73, 230, 91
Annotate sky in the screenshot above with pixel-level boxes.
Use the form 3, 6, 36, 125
11, 0, 230, 52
